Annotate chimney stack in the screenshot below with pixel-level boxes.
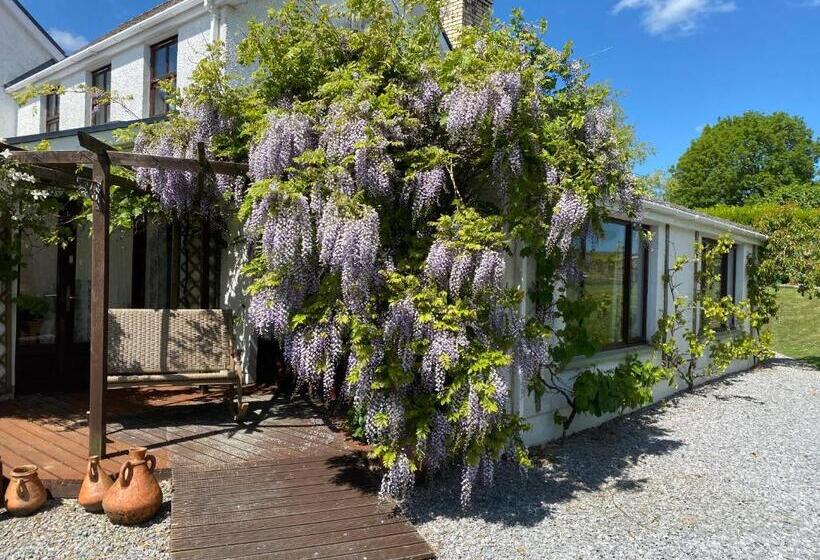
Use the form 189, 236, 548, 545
441, 0, 493, 47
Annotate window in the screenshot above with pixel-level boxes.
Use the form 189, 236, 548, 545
45, 94, 59, 132
579, 220, 649, 347
90, 65, 111, 125
701, 239, 738, 329
149, 37, 177, 117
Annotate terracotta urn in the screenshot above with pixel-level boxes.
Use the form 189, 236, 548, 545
78, 456, 113, 513
4, 465, 48, 516
102, 447, 162, 525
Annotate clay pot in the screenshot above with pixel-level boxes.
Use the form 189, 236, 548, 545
78, 456, 113, 513
4, 465, 47, 516
102, 447, 162, 525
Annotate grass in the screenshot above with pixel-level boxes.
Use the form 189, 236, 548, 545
769, 286, 820, 368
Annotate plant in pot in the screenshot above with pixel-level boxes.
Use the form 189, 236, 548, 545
15, 294, 49, 340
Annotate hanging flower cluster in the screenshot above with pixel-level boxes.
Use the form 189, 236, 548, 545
134, 101, 235, 215
156, 0, 645, 506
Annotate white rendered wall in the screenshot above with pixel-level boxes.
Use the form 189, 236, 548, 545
515, 218, 761, 448
0, 2, 59, 138
177, 13, 213, 90
110, 44, 148, 122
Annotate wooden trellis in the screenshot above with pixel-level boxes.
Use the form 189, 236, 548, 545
3, 132, 248, 456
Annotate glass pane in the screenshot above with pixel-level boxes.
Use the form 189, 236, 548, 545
168, 41, 177, 74
73, 226, 134, 343
153, 46, 168, 77
629, 229, 646, 340
17, 230, 58, 346
582, 222, 626, 346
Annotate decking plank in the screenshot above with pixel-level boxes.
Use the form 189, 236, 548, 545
170, 457, 433, 560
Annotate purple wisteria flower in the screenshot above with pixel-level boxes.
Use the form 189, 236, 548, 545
402, 167, 447, 222
546, 190, 588, 256
248, 112, 314, 182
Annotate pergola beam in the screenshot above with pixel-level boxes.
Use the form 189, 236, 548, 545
4, 131, 248, 458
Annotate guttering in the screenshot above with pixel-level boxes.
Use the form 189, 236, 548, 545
642, 199, 767, 244
5, 0, 203, 93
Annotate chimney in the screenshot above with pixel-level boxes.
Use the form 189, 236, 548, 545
441, 0, 493, 47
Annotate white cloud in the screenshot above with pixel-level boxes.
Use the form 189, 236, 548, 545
48, 28, 89, 53
613, 0, 736, 35
796, 0, 820, 6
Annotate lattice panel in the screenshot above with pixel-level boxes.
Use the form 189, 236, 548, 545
175, 217, 221, 309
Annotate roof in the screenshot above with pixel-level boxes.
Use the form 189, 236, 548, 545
64, 0, 186, 59
4, 58, 59, 89
11, 0, 66, 57
643, 198, 767, 242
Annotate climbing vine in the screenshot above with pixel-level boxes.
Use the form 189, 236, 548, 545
117, 0, 771, 505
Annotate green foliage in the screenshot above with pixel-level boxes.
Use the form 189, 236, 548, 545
669, 111, 819, 207
652, 236, 774, 391
704, 203, 820, 297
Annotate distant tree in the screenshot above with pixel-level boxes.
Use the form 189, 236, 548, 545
668, 111, 819, 208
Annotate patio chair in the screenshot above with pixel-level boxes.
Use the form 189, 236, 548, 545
106, 308, 247, 421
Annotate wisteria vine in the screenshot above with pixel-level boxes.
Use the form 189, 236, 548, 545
133, 0, 646, 506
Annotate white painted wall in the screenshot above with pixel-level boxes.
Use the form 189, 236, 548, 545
110, 44, 148, 122
177, 13, 213, 90
0, 1, 62, 138
514, 211, 763, 448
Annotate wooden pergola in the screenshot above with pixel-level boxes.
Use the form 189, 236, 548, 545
2, 132, 248, 457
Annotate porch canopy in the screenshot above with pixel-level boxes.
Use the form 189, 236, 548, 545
2, 132, 249, 457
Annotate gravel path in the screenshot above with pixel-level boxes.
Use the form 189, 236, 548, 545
0, 480, 172, 560
406, 359, 820, 560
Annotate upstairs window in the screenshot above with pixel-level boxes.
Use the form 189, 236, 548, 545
579, 220, 649, 348
91, 65, 111, 125
45, 93, 59, 132
149, 36, 177, 117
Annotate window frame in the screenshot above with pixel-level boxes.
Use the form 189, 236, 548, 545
90, 65, 112, 126
149, 36, 178, 117
44, 93, 60, 132
580, 218, 650, 349
701, 238, 738, 330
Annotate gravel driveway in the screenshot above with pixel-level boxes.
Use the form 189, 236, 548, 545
406, 359, 820, 560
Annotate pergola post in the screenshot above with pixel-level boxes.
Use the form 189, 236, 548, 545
80, 133, 111, 458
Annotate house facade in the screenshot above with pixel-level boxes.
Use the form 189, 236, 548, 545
0, 0, 65, 139
0, 0, 766, 447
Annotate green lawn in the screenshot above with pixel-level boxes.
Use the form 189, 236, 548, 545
770, 287, 820, 368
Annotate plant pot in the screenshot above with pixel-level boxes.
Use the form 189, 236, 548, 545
78, 456, 113, 513
4, 465, 47, 516
102, 448, 162, 525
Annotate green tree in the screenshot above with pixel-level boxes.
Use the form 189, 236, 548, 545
668, 111, 819, 208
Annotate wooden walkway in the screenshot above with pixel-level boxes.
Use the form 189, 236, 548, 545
171, 455, 434, 560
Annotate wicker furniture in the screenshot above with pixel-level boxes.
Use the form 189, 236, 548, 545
107, 309, 246, 421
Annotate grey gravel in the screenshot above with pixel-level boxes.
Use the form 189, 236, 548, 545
0, 480, 172, 560
405, 359, 820, 560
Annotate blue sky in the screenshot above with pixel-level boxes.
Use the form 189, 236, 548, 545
20, 0, 820, 175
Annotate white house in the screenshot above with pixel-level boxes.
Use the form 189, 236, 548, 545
0, 0, 65, 139
0, 0, 767, 448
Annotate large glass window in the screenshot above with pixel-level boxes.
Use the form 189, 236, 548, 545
149, 37, 177, 117
91, 65, 111, 125
580, 220, 648, 347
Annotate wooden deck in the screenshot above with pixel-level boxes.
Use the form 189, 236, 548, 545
0, 387, 346, 496
0, 387, 435, 560
171, 456, 435, 560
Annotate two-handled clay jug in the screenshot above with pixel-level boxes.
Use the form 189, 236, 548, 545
4, 465, 47, 516
78, 455, 113, 513
102, 447, 162, 525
